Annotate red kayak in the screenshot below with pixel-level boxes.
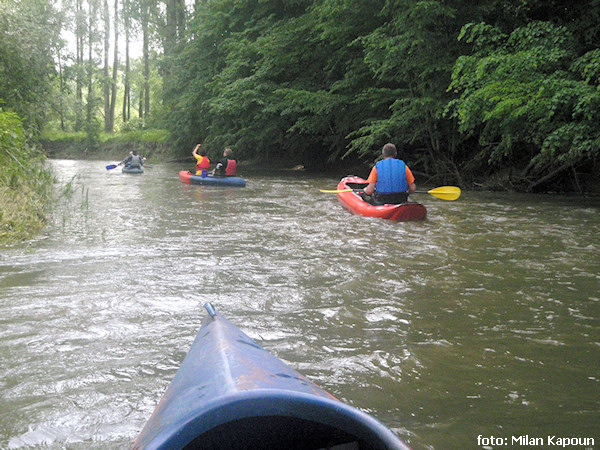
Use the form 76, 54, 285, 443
336, 176, 427, 221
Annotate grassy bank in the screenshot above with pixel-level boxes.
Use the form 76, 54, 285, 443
1, 111, 55, 245
41, 129, 174, 162
0, 181, 51, 243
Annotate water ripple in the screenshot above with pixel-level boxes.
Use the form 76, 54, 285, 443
0, 162, 598, 449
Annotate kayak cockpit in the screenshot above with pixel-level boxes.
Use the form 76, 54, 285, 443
142, 389, 404, 450
184, 415, 366, 449
344, 181, 368, 192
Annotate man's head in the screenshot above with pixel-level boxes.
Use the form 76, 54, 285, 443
382, 143, 397, 158
224, 147, 233, 157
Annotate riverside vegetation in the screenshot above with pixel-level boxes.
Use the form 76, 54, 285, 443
0, 110, 54, 245
2, 1, 599, 242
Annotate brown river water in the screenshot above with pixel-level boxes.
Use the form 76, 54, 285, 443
1, 159, 599, 449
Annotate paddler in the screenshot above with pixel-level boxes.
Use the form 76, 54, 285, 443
120, 149, 144, 169
212, 147, 237, 177
192, 144, 210, 176
363, 143, 416, 205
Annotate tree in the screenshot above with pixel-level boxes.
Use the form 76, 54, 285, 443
103, 0, 111, 131
122, 0, 133, 123
141, 0, 150, 122
75, 0, 85, 131
101, 0, 119, 133
109, 0, 119, 132
86, 0, 101, 144
0, 0, 62, 133
448, 20, 600, 191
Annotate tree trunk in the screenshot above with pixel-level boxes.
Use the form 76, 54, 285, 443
164, 0, 185, 99
108, 0, 119, 132
57, 49, 65, 131
86, 0, 96, 137
75, 0, 84, 132
87, 1, 93, 115
122, 0, 130, 123
142, 0, 150, 123
103, 0, 110, 132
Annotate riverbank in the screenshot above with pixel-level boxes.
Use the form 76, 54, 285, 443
0, 184, 49, 244
41, 133, 364, 175
0, 112, 55, 246
41, 129, 174, 163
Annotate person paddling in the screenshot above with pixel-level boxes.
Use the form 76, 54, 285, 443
120, 149, 144, 170
192, 144, 210, 176
363, 143, 416, 205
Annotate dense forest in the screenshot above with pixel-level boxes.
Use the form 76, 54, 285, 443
2, 0, 600, 193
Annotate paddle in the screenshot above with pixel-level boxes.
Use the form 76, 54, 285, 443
319, 188, 354, 193
416, 186, 461, 201
320, 186, 461, 201
106, 164, 119, 170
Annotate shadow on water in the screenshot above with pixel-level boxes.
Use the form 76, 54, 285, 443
0, 160, 599, 448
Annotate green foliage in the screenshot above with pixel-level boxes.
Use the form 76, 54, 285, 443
2, 0, 599, 192
0, 0, 61, 133
448, 20, 600, 190
167, 0, 406, 167
0, 109, 55, 243
44, 128, 169, 144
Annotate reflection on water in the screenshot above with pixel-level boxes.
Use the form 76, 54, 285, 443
1, 160, 599, 449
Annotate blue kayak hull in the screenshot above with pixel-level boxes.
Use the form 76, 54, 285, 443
133, 303, 409, 450
179, 170, 246, 187
122, 166, 144, 174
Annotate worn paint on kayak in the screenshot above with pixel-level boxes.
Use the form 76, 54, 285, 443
336, 176, 426, 222
133, 303, 409, 450
178, 170, 246, 187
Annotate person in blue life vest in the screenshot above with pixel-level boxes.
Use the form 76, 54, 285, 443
120, 149, 144, 169
363, 143, 416, 205
212, 147, 237, 177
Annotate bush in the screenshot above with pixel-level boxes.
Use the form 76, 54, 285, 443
0, 109, 55, 244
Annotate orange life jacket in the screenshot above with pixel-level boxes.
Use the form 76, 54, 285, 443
196, 156, 210, 173
225, 159, 237, 176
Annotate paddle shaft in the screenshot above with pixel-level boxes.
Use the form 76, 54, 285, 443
320, 185, 461, 201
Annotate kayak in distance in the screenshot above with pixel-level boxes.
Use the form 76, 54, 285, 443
122, 166, 144, 174
179, 170, 246, 187
336, 175, 427, 222
133, 303, 410, 450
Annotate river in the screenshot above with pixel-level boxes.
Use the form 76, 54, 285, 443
1, 159, 599, 449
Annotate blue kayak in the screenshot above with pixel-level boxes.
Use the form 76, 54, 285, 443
122, 166, 144, 174
133, 303, 409, 450
179, 170, 246, 187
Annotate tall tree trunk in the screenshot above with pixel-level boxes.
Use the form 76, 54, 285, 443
103, 0, 110, 132
57, 49, 65, 131
139, 89, 143, 118
164, 0, 185, 98
86, 0, 96, 135
165, 0, 185, 53
108, 0, 119, 132
122, 0, 130, 123
75, 0, 84, 131
165, 0, 176, 58
142, 0, 150, 123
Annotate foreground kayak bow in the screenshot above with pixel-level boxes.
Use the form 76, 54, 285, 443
133, 303, 409, 450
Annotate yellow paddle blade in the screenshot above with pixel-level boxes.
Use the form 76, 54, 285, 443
319, 188, 353, 193
426, 186, 461, 201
